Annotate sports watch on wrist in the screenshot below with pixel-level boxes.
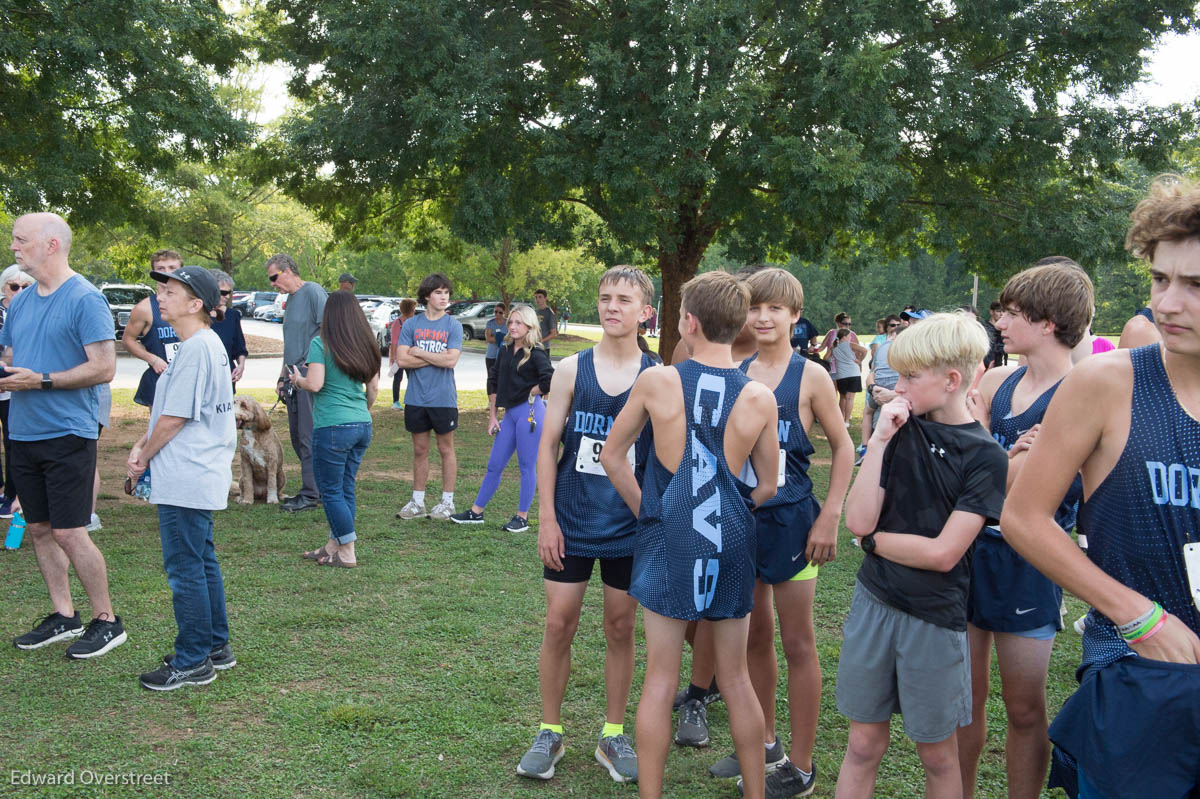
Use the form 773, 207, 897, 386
40, 372, 52, 391
861, 532, 877, 554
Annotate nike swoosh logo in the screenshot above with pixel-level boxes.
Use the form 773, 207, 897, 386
792, 552, 805, 562
1015, 608, 1036, 615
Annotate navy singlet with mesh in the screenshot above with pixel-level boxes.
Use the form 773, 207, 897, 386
1077, 344, 1200, 671
554, 348, 656, 558
739, 353, 815, 507
629, 361, 756, 621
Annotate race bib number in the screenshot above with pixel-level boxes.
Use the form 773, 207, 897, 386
576, 435, 634, 475
165, 341, 180, 363
1184, 543, 1200, 614
737, 449, 786, 488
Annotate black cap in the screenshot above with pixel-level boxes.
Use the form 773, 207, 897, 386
339, 272, 357, 284
151, 266, 221, 313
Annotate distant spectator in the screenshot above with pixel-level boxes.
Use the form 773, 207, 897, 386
0, 264, 33, 519
209, 270, 248, 393
533, 289, 557, 355
450, 304, 553, 532
389, 298, 418, 409
559, 300, 571, 332
124, 249, 183, 407
338, 272, 357, 293
128, 266, 236, 690
646, 306, 658, 336
293, 291, 380, 568
484, 302, 508, 379
637, 323, 662, 363
984, 301, 1008, 368
817, 312, 859, 369
831, 327, 869, 429
267, 253, 328, 513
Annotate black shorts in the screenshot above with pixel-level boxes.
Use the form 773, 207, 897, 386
10, 435, 97, 529
835, 375, 862, 394
544, 554, 633, 591
404, 405, 459, 435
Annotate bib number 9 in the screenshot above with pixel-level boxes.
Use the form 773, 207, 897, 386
576, 434, 634, 475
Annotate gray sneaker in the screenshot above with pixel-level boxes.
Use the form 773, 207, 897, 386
396, 500, 426, 520
429, 500, 456, 521
516, 729, 564, 780
595, 733, 637, 783
674, 698, 709, 747
710, 737, 785, 778
740, 759, 816, 798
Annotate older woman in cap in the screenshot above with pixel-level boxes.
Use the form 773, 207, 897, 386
127, 266, 237, 691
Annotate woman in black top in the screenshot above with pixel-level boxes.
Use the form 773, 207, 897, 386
450, 305, 553, 532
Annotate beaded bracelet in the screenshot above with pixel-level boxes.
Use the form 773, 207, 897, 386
1120, 602, 1165, 642
1130, 614, 1169, 645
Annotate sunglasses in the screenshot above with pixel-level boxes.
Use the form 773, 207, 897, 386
887, 323, 900, 328
7, 283, 23, 292
220, 290, 232, 296
268, 273, 279, 283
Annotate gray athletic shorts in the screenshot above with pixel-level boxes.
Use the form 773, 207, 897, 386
835, 581, 972, 743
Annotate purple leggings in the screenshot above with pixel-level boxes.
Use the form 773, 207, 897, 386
474, 396, 546, 513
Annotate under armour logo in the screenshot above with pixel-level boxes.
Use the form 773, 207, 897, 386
930, 444, 946, 459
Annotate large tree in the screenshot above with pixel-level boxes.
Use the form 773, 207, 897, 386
1, 0, 248, 224
264, 0, 1195, 357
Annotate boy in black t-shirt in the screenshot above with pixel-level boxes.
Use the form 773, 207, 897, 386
833, 312, 1007, 799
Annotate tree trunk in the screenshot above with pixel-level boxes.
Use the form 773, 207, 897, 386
219, 230, 234, 273
656, 246, 706, 364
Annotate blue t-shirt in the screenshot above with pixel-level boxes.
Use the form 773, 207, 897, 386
400, 312, 463, 407
485, 318, 506, 359
0, 274, 114, 441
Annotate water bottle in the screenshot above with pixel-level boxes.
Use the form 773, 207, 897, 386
5, 511, 25, 550
134, 468, 152, 502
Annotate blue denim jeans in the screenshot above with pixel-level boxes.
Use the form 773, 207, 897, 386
312, 422, 372, 544
158, 505, 229, 670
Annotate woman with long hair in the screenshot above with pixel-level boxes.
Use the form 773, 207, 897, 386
293, 291, 380, 567
450, 304, 553, 532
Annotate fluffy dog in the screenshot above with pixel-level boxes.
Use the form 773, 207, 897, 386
232, 396, 287, 504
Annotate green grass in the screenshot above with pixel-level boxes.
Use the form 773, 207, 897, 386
0, 393, 1077, 798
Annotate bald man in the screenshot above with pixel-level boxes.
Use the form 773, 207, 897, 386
2, 213, 125, 659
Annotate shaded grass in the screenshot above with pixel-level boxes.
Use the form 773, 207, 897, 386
0, 394, 1076, 798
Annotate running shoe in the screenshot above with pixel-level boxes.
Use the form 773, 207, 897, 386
595, 733, 637, 783
502, 515, 530, 532
65, 616, 127, 659
710, 737, 785, 778
396, 500, 426, 520
140, 657, 217, 691
674, 698, 710, 747
740, 760, 817, 798
13, 611, 83, 650
429, 500, 456, 521
516, 729, 565, 780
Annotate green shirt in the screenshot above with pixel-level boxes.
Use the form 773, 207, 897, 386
307, 336, 372, 428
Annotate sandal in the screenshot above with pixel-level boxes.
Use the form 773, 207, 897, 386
302, 546, 330, 561
317, 551, 357, 568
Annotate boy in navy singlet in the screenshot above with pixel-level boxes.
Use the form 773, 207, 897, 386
515, 267, 656, 784
1003, 176, 1200, 799
835, 312, 1007, 799
602, 271, 780, 799
704, 268, 853, 798
957, 258, 1094, 799
123, 250, 183, 407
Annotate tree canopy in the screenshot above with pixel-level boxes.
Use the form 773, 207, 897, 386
0, 0, 249, 224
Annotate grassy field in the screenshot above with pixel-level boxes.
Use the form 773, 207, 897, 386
0, 389, 1080, 798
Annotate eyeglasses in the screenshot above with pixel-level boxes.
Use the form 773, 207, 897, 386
7, 283, 23, 292
840, 320, 852, 326
268, 273, 279, 283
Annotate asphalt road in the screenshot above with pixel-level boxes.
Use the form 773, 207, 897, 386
113, 318, 492, 391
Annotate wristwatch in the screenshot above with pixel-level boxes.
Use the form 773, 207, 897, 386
40, 372, 52, 391
861, 533, 877, 554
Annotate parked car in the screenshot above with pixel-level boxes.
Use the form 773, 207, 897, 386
253, 300, 283, 323
232, 291, 277, 316
453, 301, 503, 340
100, 283, 155, 336
368, 302, 400, 355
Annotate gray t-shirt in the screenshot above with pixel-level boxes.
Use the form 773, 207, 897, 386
400, 312, 463, 407
282, 281, 328, 366
872, 338, 899, 388
484, 318, 506, 359
831, 339, 861, 378
148, 329, 237, 510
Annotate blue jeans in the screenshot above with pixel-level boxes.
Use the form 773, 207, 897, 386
312, 422, 372, 544
158, 505, 229, 670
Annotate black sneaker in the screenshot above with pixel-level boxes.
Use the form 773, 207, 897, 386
209, 643, 237, 670
502, 515, 530, 532
65, 616, 127, 660
449, 509, 485, 525
13, 611, 83, 650
673, 678, 721, 710
739, 760, 817, 798
140, 657, 217, 691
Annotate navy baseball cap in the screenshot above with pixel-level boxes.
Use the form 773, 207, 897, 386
151, 266, 221, 313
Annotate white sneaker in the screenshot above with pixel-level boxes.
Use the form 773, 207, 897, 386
86, 513, 102, 532
396, 500, 426, 520
429, 500, 456, 521
1073, 614, 1088, 635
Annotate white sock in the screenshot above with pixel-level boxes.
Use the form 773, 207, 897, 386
412, 490, 425, 505
441, 492, 454, 505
